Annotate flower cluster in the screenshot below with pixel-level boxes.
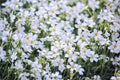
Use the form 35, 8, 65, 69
0, 0, 120, 80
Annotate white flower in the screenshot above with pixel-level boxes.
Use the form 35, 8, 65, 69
64, 44, 75, 53
0, 46, 6, 61
19, 72, 29, 80
2, 0, 23, 10
89, 52, 99, 62
110, 24, 120, 32
13, 34, 19, 41
50, 51, 61, 58
99, 38, 110, 45
13, 26, 25, 41
75, 2, 86, 13
14, 60, 24, 71
93, 75, 101, 80
108, 41, 120, 53
21, 53, 29, 60
19, 9, 30, 18
111, 32, 119, 41
15, 26, 25, 34
0, 18, 8, 31
48, 6, 59, 17
10, 13, 15, 22
15, 18, 26, 26
51, 41, 62, 52
0, 0, 120, 79
76, 40, 88, 49
38, 49, 52, 59
30, 58, 42, 78
111, 55, 120, 65
52, 57, 65, 72
67, 62, 76, 73
88, 0, 99, 11
80, 48, 91, 56
31, 58, 42, 70
110, 76, 116, 80
11, 52, 17, 62
21, 33, 38, 52
36, 8, 48, 19
65, 52, 77, 62
74, 64, 84, 75
44, 63, 50, 73
98, 10, 114, 22
59, 21, 73, 32
2, 30, 10, 42
51, 72, 62, 80
91, 29, 102, 40
86, 18, 95, 28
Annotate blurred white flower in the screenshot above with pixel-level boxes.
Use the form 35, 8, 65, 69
0, 46, 6, 61
88, 0, 99, 11
108, 41, 120, 53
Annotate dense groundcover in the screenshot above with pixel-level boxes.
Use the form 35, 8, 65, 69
0, 0, 120, 80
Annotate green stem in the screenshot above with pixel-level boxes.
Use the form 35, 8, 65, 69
70, 72, 75, 80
